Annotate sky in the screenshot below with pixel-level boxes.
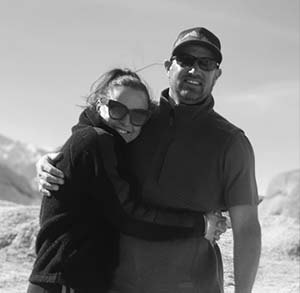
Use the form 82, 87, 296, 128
0, 0, 299, 194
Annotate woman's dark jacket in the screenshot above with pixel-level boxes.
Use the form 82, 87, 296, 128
29, 107, 205, 290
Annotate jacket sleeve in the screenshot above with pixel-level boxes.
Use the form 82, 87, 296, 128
87, 131, 205, 240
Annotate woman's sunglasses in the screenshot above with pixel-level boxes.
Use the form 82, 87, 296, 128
171, 53, 219, 71
107, 100, 150, 126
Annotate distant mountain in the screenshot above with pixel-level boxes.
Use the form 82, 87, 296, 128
0, 133, 50, 204
0, 133, 48, 189
0, 164, 40, 204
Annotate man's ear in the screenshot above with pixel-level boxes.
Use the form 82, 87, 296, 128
215, 68, 222, 80
213, 68, 222, 86
164, 59, 172, 72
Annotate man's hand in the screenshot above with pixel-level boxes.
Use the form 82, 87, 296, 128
36, 152, 65, 196
204, 211, 228, 242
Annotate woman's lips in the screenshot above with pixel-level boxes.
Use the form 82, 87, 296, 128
116, 127, 131, 134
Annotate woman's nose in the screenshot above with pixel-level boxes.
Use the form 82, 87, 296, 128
121, 113, 132, 127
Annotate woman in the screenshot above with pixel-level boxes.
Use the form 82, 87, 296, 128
28, 68, 226, 293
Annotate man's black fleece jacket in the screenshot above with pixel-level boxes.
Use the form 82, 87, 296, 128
29, 107, 205, 290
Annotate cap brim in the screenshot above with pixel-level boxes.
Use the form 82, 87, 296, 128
172, 40, 222, 64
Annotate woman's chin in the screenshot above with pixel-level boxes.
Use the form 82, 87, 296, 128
120, 132, 139, 143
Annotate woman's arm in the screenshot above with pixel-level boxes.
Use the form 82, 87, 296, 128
37, 150, 227, 242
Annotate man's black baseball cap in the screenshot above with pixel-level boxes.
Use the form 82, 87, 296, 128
172, 27, 222, 64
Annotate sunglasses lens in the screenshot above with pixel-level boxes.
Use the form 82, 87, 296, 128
130, 110, 149, 126
174, 54, 218, 71
108, 100, 149, 126
108, 101, 127, 120
196, 58, 218, 71
175, 54, 195, 67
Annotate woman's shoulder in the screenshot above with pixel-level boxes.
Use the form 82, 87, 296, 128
62, 126, 115, 156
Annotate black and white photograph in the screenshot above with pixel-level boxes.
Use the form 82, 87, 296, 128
0, 0, 299, 292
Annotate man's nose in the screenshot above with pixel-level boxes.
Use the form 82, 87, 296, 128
188, 60, 203, 74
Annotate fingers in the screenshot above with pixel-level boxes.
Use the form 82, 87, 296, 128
39, 187, 51, 197
213, 220, 227, 241
38, 179, 53, 197
214, 231, 221, 241
38, 180, 60, 197
36, 152, 65, 198
204, 211, 229, 242
48, 152, 63, 163
36, 153, 64, 178
214, 212, 229, 230
41, 160, 64, 179
37, 172, 63, 197
39, 171, 64, 185
217, 219, 227, 232
39, 179, 60, 191
218, 215, 227, 222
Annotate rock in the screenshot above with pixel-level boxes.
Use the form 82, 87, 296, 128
261, 215, 299, 258
259, 169, 300, 221
259, 170, 300, 258
0, 201, 39, 261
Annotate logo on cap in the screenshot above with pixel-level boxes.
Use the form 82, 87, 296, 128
179, 30, 214, 47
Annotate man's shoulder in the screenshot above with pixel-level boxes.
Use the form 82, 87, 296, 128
207, 110, 243, 136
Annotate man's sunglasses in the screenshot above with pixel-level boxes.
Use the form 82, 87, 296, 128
171, 54, 219, 71
107, 100, 150, 126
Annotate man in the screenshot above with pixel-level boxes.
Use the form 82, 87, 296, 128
37, 27, 261, 292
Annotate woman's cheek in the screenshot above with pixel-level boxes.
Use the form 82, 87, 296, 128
131, 126, 142, 140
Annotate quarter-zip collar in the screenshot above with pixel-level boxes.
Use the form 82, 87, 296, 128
160, 88, 215, 125
161, 88, 214, 110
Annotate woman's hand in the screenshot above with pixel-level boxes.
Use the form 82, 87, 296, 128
36, 152, 65, 196
204, 211, 228, 242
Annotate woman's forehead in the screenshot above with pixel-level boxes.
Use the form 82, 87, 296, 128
109, 86, 148, 109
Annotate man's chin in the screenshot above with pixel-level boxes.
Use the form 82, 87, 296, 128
178, 92, 205, 105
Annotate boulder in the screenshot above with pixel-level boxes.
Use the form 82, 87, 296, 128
259, 169, 300, 221
0, 200, 39, 261
259, 170, 300, 258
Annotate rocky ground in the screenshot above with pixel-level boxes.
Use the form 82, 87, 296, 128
0, 201, 39, 293
220, 214, 300, 293
0, 199, 299, 293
